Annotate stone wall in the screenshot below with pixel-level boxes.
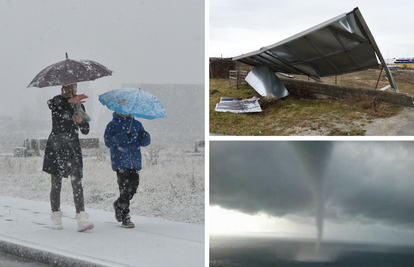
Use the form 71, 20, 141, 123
281, 78, 414, 107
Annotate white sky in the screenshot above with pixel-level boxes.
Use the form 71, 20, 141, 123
0, 0, 204, 118
209, 0, 414, 62
209, 206, 414, 246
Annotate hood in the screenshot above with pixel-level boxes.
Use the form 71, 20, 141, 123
113, 112, 136, 124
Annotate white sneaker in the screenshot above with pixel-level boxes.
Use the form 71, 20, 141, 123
51, 211, 63, 230
75, 211, 94, 232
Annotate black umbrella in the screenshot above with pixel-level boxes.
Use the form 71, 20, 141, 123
27, 53, 113, 88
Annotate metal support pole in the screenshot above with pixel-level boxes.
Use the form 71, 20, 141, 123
354, 8, 398, 92
375, 67, 383, 89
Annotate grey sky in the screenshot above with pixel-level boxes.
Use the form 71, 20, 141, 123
210, 141, 414, 237
209, 0, 414, 61
0, 0, 204, 118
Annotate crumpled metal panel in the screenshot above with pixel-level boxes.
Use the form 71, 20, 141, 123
215, 97, 262, 113
233, 7, 397, 91
245, 66, 289, 98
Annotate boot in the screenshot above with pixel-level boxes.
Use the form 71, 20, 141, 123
113, 201, 123, 222
122, 214, 135, 228
75, 211, 94, 232
51, 211, 63, 230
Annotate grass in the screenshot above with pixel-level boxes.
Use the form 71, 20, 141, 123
294, 68, 414, 95
210, 69, 413, 136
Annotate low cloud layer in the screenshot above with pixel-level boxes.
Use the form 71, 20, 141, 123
210, 141, 414, 228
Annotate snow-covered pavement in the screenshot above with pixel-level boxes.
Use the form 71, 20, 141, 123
0, 196, 204, 266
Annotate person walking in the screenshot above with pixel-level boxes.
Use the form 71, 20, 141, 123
43, 83, 94, 232
104, 112, 151, 228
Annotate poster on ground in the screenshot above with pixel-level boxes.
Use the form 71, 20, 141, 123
215, 97, 262, 113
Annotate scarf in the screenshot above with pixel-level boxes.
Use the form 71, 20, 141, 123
116, 113, 133, 131
61, 92, 92, 123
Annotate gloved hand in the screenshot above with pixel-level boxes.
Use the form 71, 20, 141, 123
139, 131, 147, 139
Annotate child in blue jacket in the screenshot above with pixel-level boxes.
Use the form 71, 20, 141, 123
104, 112, 151, 228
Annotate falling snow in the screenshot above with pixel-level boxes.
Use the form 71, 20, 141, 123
0, 137, 204, 225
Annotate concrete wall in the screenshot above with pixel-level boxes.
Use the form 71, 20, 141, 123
281, 78, 413, 107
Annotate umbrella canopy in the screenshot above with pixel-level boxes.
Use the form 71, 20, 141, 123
99, 88, 166, 120
27, 53, 113, 88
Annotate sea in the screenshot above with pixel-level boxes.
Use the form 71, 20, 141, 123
210, 235, 414, 267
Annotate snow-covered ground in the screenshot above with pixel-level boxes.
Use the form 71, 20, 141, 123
0, 134, 205, 225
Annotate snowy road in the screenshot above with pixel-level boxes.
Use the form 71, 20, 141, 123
0, 196, 204, 267
0, 250, 52, 266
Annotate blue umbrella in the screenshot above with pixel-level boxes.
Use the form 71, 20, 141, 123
98, 88, 166, 120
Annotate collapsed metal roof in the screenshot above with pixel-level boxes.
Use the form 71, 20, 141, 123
232, 7, 397, 91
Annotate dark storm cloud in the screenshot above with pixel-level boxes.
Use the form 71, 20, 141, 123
325, 142, 414, 227
210, 141, 314, 216
210, 141, 414, 228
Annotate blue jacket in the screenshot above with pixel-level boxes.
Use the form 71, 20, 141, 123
104, 113, 151, 171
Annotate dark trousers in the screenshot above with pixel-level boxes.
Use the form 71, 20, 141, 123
114, 169, 139, 218
50, 174, 85, 213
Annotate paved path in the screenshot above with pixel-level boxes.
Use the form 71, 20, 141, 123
0, 196, 204, 267
365, 107, 414, 136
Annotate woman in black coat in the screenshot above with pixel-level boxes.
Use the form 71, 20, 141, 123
43, 83, 94, 232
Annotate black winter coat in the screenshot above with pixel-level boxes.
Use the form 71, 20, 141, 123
42, 95, 89, 178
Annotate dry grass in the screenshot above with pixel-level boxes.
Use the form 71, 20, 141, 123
340, 93, 399, 117
209, 68, 413, 136
259, 97, 282, 110
293, 68, 414, 95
